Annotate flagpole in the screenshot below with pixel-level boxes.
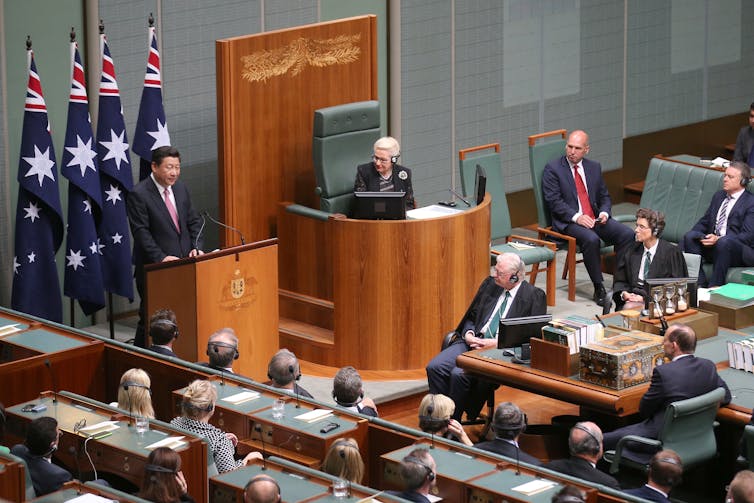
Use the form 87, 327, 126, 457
108, 292, 114, 339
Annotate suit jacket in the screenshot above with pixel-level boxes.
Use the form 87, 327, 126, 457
11, 444, 72, 496
636, 355, 731, 438
354, 162, 415, 209
474, 438, 542, 466
624, 485, 670, 503
687, 189, 754, 245
149, 345, 178, 358
542, 155, 612, 233
127, 177, 203, 271
543, 456, 620, 490
456, 278, 547, 336
385, 490, 431, 503
613, 239, 688, 304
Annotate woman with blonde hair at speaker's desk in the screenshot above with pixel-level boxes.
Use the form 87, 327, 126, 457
114, 368, 155, 419
417, 394, 473, 446
171, 380, 261, 473
611, 208, 687, 312
321, 437, 365, 484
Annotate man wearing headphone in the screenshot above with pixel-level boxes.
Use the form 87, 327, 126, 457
243, 474, 281, 503
426, 252, 546, 421
681, 161, 754, 287
354, 136, 416, 209
332, 366, 378, 417
624, 449, 682, 502
385, 448, 437, 502
612, 208, 687, 312
543, 421, 620, 490
10, 417, 72, 495
473, 402, 541, 466
265, 349, 314, 399
148, 308, 180, 358
199, 328, 240, 373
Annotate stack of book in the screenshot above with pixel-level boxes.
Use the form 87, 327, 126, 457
541, 316, 604, 355
710, 283, 754, 308
727, 337, 754, 372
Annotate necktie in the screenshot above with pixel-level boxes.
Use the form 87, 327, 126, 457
163, 188, 180, 233
642, 250, 651, 281
485, 291, 510, 339
715, 195, 731, 235
573, 165, 595, 218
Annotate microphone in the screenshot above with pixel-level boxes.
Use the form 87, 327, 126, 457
514, 443, 521, 476
44, 359, 57, 404
194, 212, 206, 251
254, 423, 267, 470
448, 188, 471, 207
202, 211, 246, 246
653, 299, 669, 336
122, 383, 134, 427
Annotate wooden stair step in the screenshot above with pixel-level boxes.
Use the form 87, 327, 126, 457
279, 317, 334, 346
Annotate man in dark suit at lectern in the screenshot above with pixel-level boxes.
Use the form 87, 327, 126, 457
127, 146, 203, 347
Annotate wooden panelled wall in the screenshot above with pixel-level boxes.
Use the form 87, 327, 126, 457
216, 16, 378, 244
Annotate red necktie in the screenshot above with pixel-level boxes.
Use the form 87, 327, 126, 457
573, 165, 595, 219
163, 188, 181, 233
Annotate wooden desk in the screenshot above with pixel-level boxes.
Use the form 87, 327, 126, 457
5, 392, 208, 503
457, 349, 648, 417
32, 481, 150, 503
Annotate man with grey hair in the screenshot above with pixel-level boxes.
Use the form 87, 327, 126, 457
543, 421, 620, 490
199, 328, 239, 373
354, 136, 415, 209
474, 402, 541, 466
426, 252, 546, 421
727, 470, 754, 503
385, 448, 436, 502
265, 349, 313, 399
332, 366, 378, 417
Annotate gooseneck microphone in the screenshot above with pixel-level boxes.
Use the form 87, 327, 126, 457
202, 211, 246, 245
254, 423, 267, 470
194, 212, 206, 251
122, 383, 134, 427
44, 359, 57, 404
448, 189, 471, 207
653, 299, 669, 336
514, 443, 521, 475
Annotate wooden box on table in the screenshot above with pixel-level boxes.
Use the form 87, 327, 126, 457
579, 331, 664, 390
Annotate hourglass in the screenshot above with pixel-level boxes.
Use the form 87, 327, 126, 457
677, 282, 688, 312
664, 284, 676, 315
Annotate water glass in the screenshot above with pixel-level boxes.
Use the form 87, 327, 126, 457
135, 415, 149, 436
332, 478, 348, 498
272, 399, 285, 420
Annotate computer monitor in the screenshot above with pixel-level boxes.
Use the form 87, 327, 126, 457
474, 164, 487, 205
644, 277, 698, 309
497, 314, 552, 349
352, 191, 407, 220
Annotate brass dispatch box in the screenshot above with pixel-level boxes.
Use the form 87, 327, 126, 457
579, 332, 664, 390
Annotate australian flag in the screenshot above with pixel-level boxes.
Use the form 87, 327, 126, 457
61, 41, 105, 315
96, 34, 134, 301
132, 25, 170, 180
12, 50, 64, 322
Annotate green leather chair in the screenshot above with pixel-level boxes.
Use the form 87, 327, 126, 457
0, 450, 35, 500
603, 386, 725, 475
527, 130, 616, 302
459, 143, 557, 306
741, 424, 754, 470
312, 100, 381, 215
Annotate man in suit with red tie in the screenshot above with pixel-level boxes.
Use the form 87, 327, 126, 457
542, 130, 634, 306
127, 146, 203, 347
681, 161, 754, 287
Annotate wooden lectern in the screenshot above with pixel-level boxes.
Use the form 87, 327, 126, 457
145, 240, 278, 380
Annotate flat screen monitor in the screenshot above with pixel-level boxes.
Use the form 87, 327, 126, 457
474, 164, 487, 205
353, 191, 406, 220
644, 277, 698, 309
497, 314, 552, 349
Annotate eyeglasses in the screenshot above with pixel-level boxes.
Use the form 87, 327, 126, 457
73, 418, 86, 433
372, 155, 392, 164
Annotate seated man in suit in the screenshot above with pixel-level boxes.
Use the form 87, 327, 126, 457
148, 308, 180, 358
603, 324, 731, 450
385, 448, 437, 503
199, 328, 240, 374
543, 421, 620, 490
426, 253, 546, 421
681, 161, 754, 287
265, 349, 314, 399
728, 470, 754, 503
624, 449, 682, 503
354, 136, 416, 209
474, 402, 541, 466
11, 417, 72, 496
332, 366, 378, 417
612, 208, 687, 311
734, 102, 754, 163
542, 129, 634, 305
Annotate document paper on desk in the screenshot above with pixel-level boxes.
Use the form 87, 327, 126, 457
146, 436, 186, 450
512, 479, 557, 495
78, 421, 120, 436
407, 204, 463, 220
294, 408, 333, 423
222, 390, 260, 404
65, 493, 117, 503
